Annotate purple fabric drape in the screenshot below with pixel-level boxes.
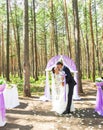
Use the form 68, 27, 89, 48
46, 55, 61, 70
46, 55, 77, 72
73, 72, 81, 100
43, 55, 80, 101
95, 82, 103, 116
0, 84, 6, 121
44, 71, 50, 100
62, 55, 77, 72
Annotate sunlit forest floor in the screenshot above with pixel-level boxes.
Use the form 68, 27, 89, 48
1, 80, 103, 130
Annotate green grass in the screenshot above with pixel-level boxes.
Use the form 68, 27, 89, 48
1, 73, 99, 97
0, 75, 47, 96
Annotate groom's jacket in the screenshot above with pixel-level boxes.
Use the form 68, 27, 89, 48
63, 66, 76, 87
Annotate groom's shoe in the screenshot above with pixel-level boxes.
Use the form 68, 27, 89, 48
62, 110, 70, 115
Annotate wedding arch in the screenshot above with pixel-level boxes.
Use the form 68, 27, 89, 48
41, 55, 81, 101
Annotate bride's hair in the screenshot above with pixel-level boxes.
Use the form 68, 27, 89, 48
52, 67, 55, 74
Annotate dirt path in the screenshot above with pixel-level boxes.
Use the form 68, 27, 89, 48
1, 80, 103, 130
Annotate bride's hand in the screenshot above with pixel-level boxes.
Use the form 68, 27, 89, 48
62, 76, 64, 80
62, 82, 64, 87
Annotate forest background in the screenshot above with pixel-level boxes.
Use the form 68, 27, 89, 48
0, 0, 103, 96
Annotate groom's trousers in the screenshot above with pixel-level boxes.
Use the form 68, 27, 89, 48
66, 84, 74, 112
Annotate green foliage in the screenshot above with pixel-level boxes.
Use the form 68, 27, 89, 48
0, 0, 103, 85
0, 79, 6, 85
4, 75, 46, 96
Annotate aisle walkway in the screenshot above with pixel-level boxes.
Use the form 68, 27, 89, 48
0, 80, 103, 130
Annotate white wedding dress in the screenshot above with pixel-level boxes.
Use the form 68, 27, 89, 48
52, 72, 75, 114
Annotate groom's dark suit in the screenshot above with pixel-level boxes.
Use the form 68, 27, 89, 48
62, 66, 76, 113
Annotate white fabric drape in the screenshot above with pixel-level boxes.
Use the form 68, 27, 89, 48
73, 72, 81, 100
3, 85, 19, 109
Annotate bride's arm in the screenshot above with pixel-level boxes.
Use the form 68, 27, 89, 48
60, 71, 66, 87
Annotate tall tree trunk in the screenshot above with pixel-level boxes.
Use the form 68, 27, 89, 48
84, 0, 90, 78
33, 0, 38, 80
89, 0, 95, 81
31, 31, 35, 78
80, 29, 86, 78
23, 0, 31, 97
30, 5, 35, 78
1, 23, 5, 77
10, 16, 18, 76
40, 45, 43, 75
62, 24, 66, 54
101, 15, 103, 76
94, 0, 100, 76
54, 18, 58, 55
72, 0, 83, 93
43, 6, 47, 67
10, 4, 22, 78
50, 0, 55, 56
14, 45, 17, 76
10, 37, 14, 75
63, 0, 72, 58
14, 3, 22, 79
6, 0, 10, 81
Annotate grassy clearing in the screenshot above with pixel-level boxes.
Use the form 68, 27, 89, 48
0, 75, 47, 96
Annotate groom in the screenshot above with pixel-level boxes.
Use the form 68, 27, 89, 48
57, 62, 76, 114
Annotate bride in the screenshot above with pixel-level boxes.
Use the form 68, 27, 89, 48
51, 67, 75, 114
